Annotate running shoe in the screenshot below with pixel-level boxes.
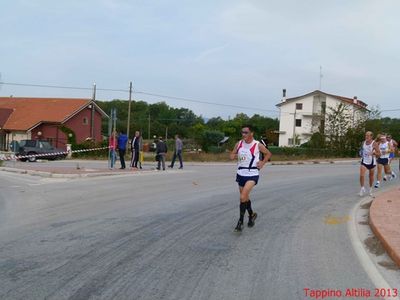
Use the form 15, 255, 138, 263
248, 212, 258, 227
369, 189, 374, 197
234, 220, 243, 232
359, 187, 366, 197
374, 181, 380, 188
392, 172, 397, 179
383, 176, 387, 181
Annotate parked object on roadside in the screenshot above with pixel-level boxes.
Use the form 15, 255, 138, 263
16, 140, 67, 162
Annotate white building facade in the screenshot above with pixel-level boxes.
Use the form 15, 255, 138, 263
276, 90, 368, 147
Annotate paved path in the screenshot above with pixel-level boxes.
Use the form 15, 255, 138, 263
0, 163, 399, 299
370, 187, 400, 267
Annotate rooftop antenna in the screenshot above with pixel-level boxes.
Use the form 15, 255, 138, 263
319, 66, 323, 91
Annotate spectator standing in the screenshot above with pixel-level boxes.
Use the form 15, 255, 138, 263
109, 131, 117, 169
130, 131, 141, 169
117, 130, 128, 169
169, 134, 183, 169
156, 136, 168, 171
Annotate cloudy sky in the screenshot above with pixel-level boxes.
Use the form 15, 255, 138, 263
1, 0, 399, 118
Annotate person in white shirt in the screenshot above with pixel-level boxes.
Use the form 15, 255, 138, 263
374, 134, 394, 188
387, 135, 398, 179
230, 125, 272, 232
359, 131, 378, 196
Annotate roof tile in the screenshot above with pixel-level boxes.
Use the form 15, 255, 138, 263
0, 97, 90, 131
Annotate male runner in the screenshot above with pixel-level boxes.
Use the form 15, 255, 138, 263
230, 125, 272, 232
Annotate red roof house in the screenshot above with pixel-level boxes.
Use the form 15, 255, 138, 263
0, 97, 108, 151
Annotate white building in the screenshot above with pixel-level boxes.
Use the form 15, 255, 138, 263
276, 90, 368, 147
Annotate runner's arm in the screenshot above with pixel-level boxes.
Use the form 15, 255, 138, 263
373, 143, 380, 157
230, 142, 239, 160
257, 143, 272, 169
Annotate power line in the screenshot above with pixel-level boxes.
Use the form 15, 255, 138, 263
0, 81, 280, 114
380, 109, 400, 112
0, 81, 128, 92
135, 90, 279, 113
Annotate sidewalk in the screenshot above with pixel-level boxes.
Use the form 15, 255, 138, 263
0, 160, 154, 178
369, 187, 400, 267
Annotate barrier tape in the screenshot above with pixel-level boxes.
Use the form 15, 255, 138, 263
0, 146, 110, 161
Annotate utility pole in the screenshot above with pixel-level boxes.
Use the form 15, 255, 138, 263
91, 83, 96, 141
148, 113, 151, 140
127, 81, 132, 140
108, 108, 117, 169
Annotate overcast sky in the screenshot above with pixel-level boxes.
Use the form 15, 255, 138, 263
1, 0, 399, 119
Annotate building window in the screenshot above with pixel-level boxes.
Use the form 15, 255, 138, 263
83, 117, 88, 125
296, 103, 303, 110
295, 119, 302, 127
321, 102, 326, 114
288, 138, 293, 145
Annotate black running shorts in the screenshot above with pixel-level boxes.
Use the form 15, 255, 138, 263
377, 158, 389, 165
236, 174, 259, 187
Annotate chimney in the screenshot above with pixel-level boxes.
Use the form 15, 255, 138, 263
353, 96, 357, 105
281, 89, 286, 102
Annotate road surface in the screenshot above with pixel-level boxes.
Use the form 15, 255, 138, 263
0, 163, 399, 299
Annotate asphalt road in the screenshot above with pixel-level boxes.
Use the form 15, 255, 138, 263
0, 163, 398, 299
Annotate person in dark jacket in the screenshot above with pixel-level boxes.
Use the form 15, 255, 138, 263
156, 136, 168, 170
117, 130, 128, 169
130, 131, 141, 169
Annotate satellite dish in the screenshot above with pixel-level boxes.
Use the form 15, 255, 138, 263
219, 136, 229, 145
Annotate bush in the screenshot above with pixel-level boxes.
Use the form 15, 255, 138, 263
208, 146, 225, 154
198, 130, 225, 152
268, 146, 352, 158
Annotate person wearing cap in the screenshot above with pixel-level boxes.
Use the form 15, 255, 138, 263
156, 136, 168, 170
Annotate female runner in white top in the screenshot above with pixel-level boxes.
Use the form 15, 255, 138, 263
375, 134, 394, 188
359, 131, 378, 196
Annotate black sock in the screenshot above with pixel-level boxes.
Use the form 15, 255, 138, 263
246, 200, 253, 216
239, 202, 246, 223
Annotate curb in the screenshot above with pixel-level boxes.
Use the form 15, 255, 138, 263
0, 167, 135, 178
270, 159, 359, 166
369, 188, 400, 268
0, 159, 360, 178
